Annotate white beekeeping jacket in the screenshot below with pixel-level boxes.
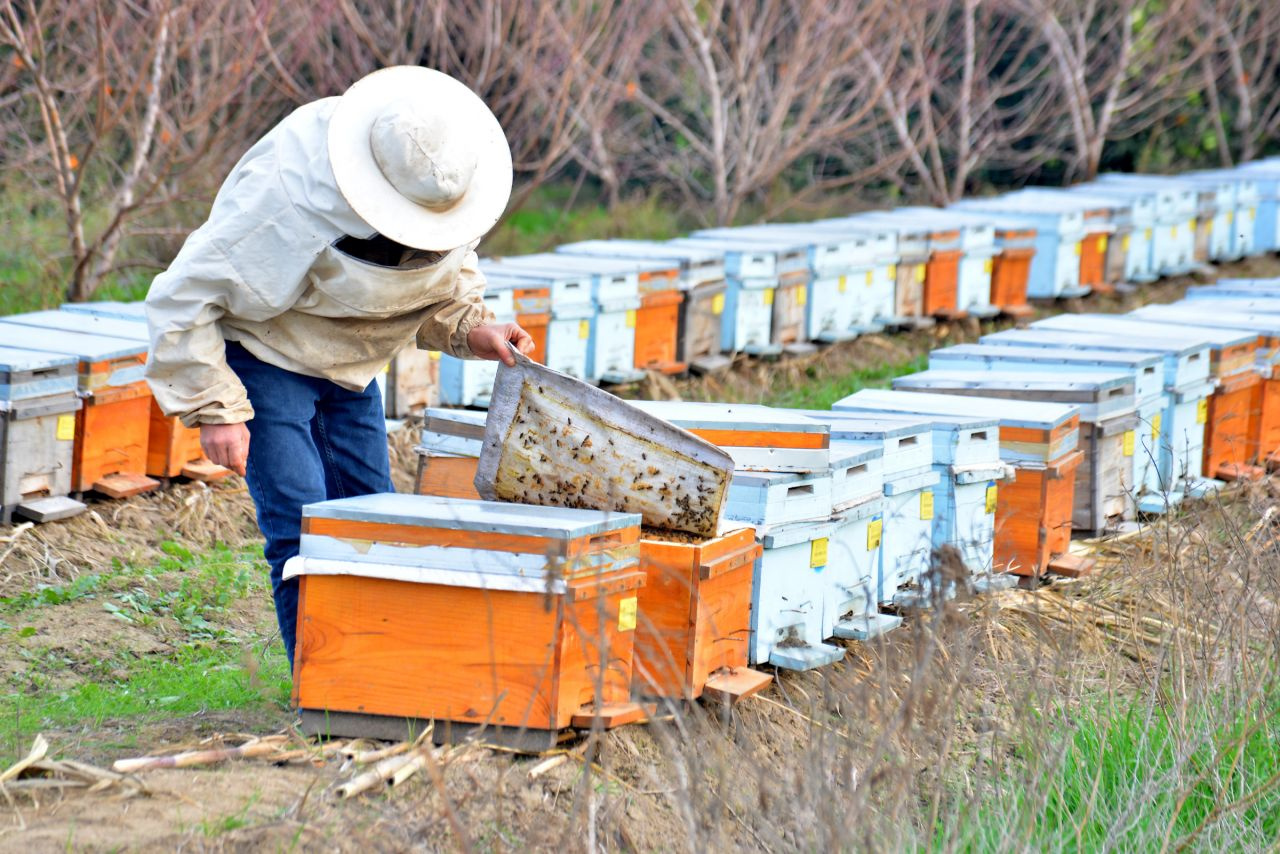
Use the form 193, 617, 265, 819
144, 98, 492, 427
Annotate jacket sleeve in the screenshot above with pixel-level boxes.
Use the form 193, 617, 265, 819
144, 151, 331, 427
415, 246, 496, 358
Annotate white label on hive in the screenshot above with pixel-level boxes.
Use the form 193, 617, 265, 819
867, 516, 882, 550
617, 596, 637, 632
810, 537, 828, 569
56, 414, 75, 441
920, 490, 934, 520
984, 482, 997, 514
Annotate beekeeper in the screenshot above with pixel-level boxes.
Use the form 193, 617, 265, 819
145, 66, 533, 665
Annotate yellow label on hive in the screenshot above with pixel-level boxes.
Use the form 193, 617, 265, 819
381, 363, 390, 375
1144, 228, 1153, 241
626, 309, 637, 329
763, 288, 775, 306
1097, 236, 1108, 253
838, 275, 848, 294
1188, 219, 1196, 233
796, 287, 807, 306
1227, 210, 1234, 224
1074, 242, 1082, 257
983, 258, 993, 274
1172, 225, 1179, 239
864, 270, 873, 287
711, 293, 725, 315
1151, 412, 1162, 439
1197, 398, 1208, 424
888, 264, 897, 280
867, 517, 882, 550
617, 596, 637, 632
56, 414, 75, 441
1249, 207, 1257, 220
920, 490, 934, 521
915, 265, 926, 283
579, 319, 590, 339
1123, 430, 1135, 457
428, 350, 441, 361
1122, 235, 1131, 252
810, 537, 829, 569
985, 483, 998, 514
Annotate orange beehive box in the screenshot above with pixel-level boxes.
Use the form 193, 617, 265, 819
146, 401, 229, 481
413, 408, 483, 500
1078, 229, 1112, 294
1199, 332, 1265, 481
634, 527, 770, 703
0, 322, 159, 498
635, 289, 687, 374
512, 284, 552, 364
290, 494, 646, 748
924, 247, 963, 318
988, 227, 1036, 318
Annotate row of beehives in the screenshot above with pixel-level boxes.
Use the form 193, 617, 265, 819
323, 277, 1280, 745
0, 303, 232, 523
425, 158, 1280, 409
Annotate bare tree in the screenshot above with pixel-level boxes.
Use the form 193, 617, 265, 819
631, 0, 898, 225
1004, 0, 1209, 181
1190, 0, 1280, 165
1, 0, 299, 301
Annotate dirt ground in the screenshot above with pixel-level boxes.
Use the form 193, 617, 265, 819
1, 255, 1279, 851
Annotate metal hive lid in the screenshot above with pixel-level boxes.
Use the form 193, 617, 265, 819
0, 346, 78, 372
935, 343, 1164, 370
800, 409, 934, 440
981, 327, 1208, 358
1130, 305, 1280, 336
844, 388, 1079, 430
630, 400, 829, 436
556, 239, 721, 266
5, 310, 147, 342
302, 493, 641, 539
0, 322, 147, 361
1035, 314, 1257, 349
61, 301, 148, 320
894, 368, 1132, 394
828, 439, 881, 466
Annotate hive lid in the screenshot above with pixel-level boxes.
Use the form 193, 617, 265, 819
630, 401, 828, 436
1131, 305, 1280, 337
893, 368, 1133, 396
828, 439, 881, 467
840, 388, 1079, 430
61, 301, 148, 320
0, 322, 147, 361
476, 346, 734, 537
981, 327, 1208, 358
0, 346, 78, 373
477, 260, 590, 287
800, 409, 933, 440
557, 239, 722, 265
935, 343, 1164, 371
1034, 314, 1257, 349
303, 493, 640, 539
4, 310, 147, 342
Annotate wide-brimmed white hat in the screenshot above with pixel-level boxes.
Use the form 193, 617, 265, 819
328, 66, 513, 251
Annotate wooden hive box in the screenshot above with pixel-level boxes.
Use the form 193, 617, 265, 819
630, 400, 830, 473
290, 494, 646, 747
0, 346, 85, 523
0, 321, 159, 498
888, 369, 1139, 533
823, 440, 895, 640
1180, 173, 1237, 262
826, 402, 1008, 582
809, 218, 902, 330
951, 197, 1088, 299
483, 276, 551, 364
983, 325, 1215, 505
1129, 303, 1280, 470
929, 343, 1165, 516
7, 310, 227, 482
557, 239, 730, 373
438, 287, 515, 408
553, 247, 687, 374
413, 408, 486, 500
900, 217, 965, 318
1038, 314, 1264, 484
827, 213, 934, 327
633, 526, 769, 704
838, 388, 1089, 580
479, 262, 595, 382
381, 346, 440, 417
1071, 183, 1162, 283
800, 413, 939, 607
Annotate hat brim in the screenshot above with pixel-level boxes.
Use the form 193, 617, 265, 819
328, 66, 513, 251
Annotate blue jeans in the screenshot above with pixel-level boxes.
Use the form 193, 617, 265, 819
225, 341, 394, 667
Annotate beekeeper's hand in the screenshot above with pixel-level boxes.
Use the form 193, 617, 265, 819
467, 322, 536, 366
201, 422, 250, 476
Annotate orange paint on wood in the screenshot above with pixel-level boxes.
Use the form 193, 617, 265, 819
145, 399, 207, 478
292, 570, 641, 732
72, 390, 153, 492
415, 454, 481, 499
634, 289, 686, 374
633, 529, 758, 700
1203, 377, 1262, 476
1078, 230, 1109, 289
992, 451, 1082, 578
516, 313, 550, 364
924, 249, 962, 316
688, 428, 829, 450
1256, 377, 1280, 463
989, 246, 1034, 315
303, 516, 637, 560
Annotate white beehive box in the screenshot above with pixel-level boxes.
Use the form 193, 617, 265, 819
479, 264, 594, 382
750, 518, 844, 671
437, 287, 516, 408
630, 400, 830, 472
951, 196, 1087, 299
823, 440, 894, 640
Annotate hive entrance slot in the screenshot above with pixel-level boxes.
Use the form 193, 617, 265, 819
971, 432, 988, 441
787, 484, 815, 497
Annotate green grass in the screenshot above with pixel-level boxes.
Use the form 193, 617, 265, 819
762, 352, 930, 410
943, 686, 1280, 850
0, 542, 291, 754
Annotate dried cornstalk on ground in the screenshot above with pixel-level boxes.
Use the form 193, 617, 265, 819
0, 735, 147, 801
